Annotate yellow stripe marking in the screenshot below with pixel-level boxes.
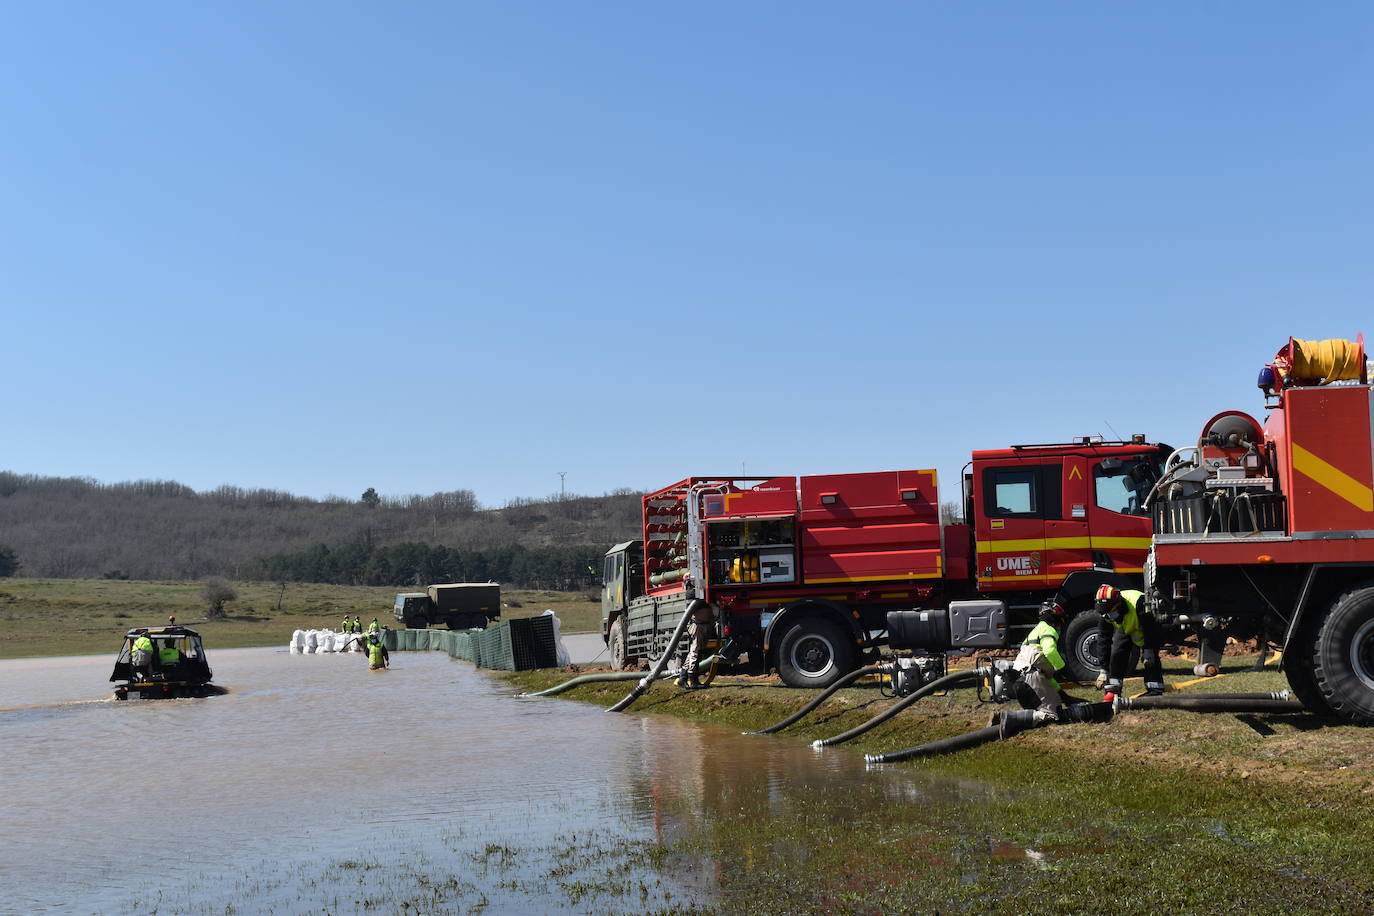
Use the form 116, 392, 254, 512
1292, 442, 1374, 512
977, 574, 1054, 583
975, 536, 1153, 553
806, 572, 942, 584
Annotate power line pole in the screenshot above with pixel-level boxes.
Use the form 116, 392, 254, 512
559, 471, 567, 500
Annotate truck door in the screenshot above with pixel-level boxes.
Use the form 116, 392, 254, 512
974, 462, 1059, 591
1086, 455, 1157, 575
1045, 456, 1092, 583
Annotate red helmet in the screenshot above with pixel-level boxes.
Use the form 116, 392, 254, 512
1095, 585, 1123, 619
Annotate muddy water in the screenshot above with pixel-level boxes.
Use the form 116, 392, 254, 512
2, 649, 1013, 914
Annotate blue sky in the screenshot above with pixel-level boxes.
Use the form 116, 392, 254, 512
3, 2, 1371, 507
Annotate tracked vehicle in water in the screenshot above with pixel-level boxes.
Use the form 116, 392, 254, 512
110, 621, 215, 700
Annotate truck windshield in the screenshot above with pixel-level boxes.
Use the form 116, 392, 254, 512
1094, 456, 1161, 517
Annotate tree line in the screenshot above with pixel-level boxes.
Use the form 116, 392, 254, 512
0, 471, 642, 586
260, 541, 606, 591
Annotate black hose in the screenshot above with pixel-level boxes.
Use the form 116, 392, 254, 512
521, 655, 720, 698
867, 723, 1006, 763
748, 664, 888, 735
866, 702, 1115, 764
812, 669, 981, 748
519, 670, 651, 698
607, 600, 703, 713
1116, 695, 1304, 714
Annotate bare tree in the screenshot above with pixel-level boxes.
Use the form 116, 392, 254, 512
940, 500, 964, 525
202, 578, 237, 619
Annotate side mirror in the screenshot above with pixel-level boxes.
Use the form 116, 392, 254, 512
1099, 457, 1124, 475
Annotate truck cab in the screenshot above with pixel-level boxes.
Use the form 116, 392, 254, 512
394, 593, 431, 628
967, 436, 1169, 678
601, 540, 644, 668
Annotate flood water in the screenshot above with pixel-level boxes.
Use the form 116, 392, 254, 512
2, 648, 1015, 914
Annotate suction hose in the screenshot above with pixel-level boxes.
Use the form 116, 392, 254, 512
866, 702, 1115, 764
519, 670, 651, 698
607, 600, 703, 713
520, 655, 721, 699
812, 669, 982, 749
748, 664, 888, 735
1115, 693, 1302, 714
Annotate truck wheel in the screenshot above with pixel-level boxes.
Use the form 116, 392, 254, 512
1311, 585, 1374, 724
1062, 610, 1138, 683
609, 617, 628, 670
1283, 631, 1334, 718
776, 618, 856, 689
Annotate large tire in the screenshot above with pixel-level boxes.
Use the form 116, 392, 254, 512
609, 616, 628, 670
776, 617, 857, 689
1283, 631, 1333, 717
1062, 610, 1139, 683
1311, 585, 1374, 724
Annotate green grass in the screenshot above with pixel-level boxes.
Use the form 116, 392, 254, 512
0, 577, 604, 658
500, 656, 1374, 914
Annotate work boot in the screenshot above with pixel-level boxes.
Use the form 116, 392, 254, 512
676, 671, 690, 689
1145, 687, 1165, 697
687, 674, 702, 690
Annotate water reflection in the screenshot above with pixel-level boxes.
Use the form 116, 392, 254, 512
1, 648, 1015, 913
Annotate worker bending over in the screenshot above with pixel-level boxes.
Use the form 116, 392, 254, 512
1094, 585, 1166, 696
1012, 601, 1069, 720
131, 633, 154, 680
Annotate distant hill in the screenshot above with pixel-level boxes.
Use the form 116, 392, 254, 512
0, 471, 642, 587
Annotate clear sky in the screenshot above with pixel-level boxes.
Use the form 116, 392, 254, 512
3, 2, 1371, 507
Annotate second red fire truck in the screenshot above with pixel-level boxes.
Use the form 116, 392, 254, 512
602, 436, 1170, 687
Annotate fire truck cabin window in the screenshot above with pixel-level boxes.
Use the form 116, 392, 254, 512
1094, 457, 1155, 517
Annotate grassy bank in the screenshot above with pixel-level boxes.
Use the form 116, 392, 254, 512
0, 577, 603, 658
500, 658, 1374, 914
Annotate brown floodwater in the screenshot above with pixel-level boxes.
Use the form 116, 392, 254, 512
1, 647, 1021, 914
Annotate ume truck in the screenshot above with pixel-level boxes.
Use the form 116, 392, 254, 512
602, 436, 1173, 687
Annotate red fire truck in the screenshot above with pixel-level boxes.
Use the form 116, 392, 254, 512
601, 435, 1170, 687
1148, 336, 1374, 723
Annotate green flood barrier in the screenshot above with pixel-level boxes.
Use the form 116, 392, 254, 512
386, 615, 559, 672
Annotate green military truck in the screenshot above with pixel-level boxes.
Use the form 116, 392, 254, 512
393, 583, 502, 630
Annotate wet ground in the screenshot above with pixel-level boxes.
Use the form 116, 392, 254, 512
2, 647, 1018, 914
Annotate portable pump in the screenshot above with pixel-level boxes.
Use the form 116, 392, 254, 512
884, 654, 946, 697
978, 659, 1023, 704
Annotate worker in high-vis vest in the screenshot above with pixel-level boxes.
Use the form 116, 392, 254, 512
368, 618, 380, 636
367, 632, 389, 670
353, 616, 362, 635
1012, 601, 1069, 720
158, 639, 181, 669
341, 616, 351, 633
1094, 585, 1166, 696
131, 633, 154, 679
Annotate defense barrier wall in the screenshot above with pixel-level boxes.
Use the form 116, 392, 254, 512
383, 615, 559, 671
